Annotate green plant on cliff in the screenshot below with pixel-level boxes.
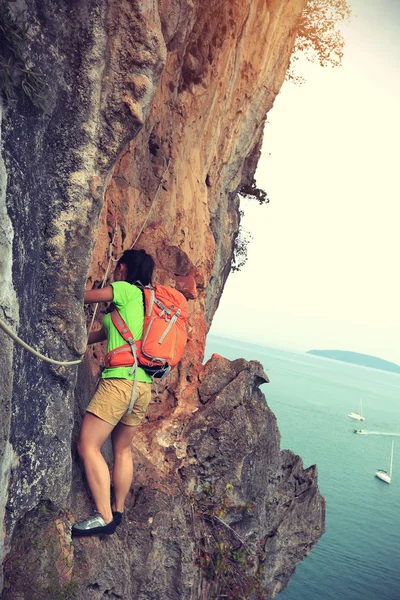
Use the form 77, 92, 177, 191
288, 0, 352, 82
239, 177, 270, 206
232, 177, 269, 273
232, 224, 252, 273
192, 483, 269, 600
0, 0, 47, 110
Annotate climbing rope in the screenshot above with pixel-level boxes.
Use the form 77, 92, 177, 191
0, 317, 83, 366
87, 155, 171, 338
0, 155, 171, 365
86, 225, 118, 340
129, 157, 170, 250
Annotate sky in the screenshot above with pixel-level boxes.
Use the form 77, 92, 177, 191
210, 0, 400, 365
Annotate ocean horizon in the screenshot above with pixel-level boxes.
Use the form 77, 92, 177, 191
208, 332, 400, 376
205, 333, 400, 600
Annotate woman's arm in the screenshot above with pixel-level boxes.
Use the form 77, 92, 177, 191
87, 327, 107, 345
84, 286, 114, 304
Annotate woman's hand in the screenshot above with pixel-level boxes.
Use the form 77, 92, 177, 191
87, 327, 107, 345
84, 286, 114, 304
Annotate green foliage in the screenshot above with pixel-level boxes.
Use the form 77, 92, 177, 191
233, 177, 269, 273
0, 0, 47, 110
191, 483, 269, 600
288, 0, 352, 83
232, 225, 252, 273
239, 178, 270, 206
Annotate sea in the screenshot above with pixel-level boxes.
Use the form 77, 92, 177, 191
205, 334, 400, 600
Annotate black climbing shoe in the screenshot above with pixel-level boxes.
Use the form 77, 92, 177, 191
112, 511, 124, 526
72, 512, 117, 537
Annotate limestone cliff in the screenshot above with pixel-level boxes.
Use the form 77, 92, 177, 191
0, 0, 325, 598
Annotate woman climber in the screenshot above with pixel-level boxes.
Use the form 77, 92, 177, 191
72, 248, 155, 537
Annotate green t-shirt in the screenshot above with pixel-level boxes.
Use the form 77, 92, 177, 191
102, 281, 152, 383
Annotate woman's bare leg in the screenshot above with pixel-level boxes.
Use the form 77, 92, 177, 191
77, 413, 115, 523
111, 422, 136, 513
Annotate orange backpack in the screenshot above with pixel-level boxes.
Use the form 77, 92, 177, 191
104, 285, 188, 410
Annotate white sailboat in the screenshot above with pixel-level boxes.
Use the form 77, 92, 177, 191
375, 439, 394, 484
348, 397, 365, 421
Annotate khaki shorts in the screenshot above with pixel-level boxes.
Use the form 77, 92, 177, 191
87, 379, 152, 427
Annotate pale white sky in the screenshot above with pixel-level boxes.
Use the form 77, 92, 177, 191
210, 0, 400, 365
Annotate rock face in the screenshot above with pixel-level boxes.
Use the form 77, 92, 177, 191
0, 0, 325, 598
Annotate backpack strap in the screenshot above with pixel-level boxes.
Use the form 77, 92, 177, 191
110, 309, 138, 414
110, 310, 134, 344
110, 309, 136, 369
128, 369, 138, 414
158, 308, 182, 343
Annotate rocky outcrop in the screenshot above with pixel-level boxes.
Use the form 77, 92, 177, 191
0, 0, 325, 598
3, 356, 324, 599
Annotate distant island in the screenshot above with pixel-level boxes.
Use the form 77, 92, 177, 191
307, 350, 400, 374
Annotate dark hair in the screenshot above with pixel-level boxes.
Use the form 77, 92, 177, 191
118, 249, 155, 286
